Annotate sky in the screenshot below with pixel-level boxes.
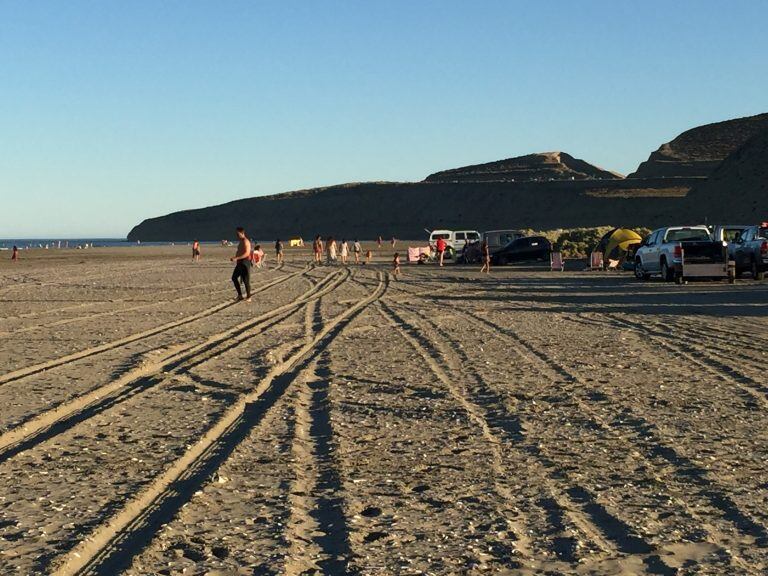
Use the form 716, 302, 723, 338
1, 1, 766, 238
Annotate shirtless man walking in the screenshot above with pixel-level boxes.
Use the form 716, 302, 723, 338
231, 227, 252, 302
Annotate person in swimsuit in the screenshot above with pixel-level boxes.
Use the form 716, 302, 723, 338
353, 239, 361, 264
192, 240, 201, 262
11, 246, 19, 262
392, 252, 401, 279
230, 227, 252, 302
275, 239, 284, 265
480, 238, 491, 274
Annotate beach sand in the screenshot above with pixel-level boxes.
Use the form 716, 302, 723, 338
1, 245, 767, 575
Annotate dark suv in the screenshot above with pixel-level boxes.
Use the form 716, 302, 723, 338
491, 236, 552, 265
729, 223, 768, 280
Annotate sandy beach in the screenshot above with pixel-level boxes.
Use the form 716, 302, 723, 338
1, 245, 767, 575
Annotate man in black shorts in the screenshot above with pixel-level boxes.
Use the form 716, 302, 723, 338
231, 227, 252, 302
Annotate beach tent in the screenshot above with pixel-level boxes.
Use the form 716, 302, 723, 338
593, 228, 643, 263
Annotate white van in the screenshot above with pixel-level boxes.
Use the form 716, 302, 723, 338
428, 229, 481, 254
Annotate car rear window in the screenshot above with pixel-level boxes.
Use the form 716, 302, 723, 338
665, 229, 711, 242
759, 228, 768, 239
432, 233, 450, 240
723, 228, 744, 242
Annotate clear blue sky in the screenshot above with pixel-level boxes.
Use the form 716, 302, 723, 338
1, 1, 766, 238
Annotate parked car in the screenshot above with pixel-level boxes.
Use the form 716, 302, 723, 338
491, 236, 552, 265
728, 223, 768, 280
428, 229, 480, 260
461, 229, 526, 263
634, 226, 725, 281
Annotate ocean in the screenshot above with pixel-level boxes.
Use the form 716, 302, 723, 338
0, 239, 198, 250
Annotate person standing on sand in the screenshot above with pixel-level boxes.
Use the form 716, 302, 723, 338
365, 249, 372, 265
313, 235, 323, 265
340, 239, 349, 264
275, 239, 284, 265
230, 227, 252, 302
327, 237, 337, 264
377, 236, 383, 248
353, 239, 362, 264
11, 246, 19, 262
392, 252, 401, 279
192, 240, 201, 262
435, 236, 447, 267
391, 236, 396, 248
480, 238, 491, 274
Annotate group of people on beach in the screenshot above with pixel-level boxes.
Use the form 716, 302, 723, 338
312, 236, 370, 266
225, 227, 490, 301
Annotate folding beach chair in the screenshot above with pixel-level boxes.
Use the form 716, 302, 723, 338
550, 251, 565, 271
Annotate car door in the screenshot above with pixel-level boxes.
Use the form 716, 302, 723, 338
642, 231, 660, 271
455, 232, 466, 251
736, 228, 754, 267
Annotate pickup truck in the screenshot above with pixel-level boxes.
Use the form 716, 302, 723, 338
728, 223, 768, 280
634, 226, 727, 282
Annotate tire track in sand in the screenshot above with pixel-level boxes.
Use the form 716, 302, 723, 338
50, 271, 387, 576
377, 301, 537, 568
284, 351, 357, 575
462, 309, 765, 573
0, 265, 310, 387
0, 268, 349, 462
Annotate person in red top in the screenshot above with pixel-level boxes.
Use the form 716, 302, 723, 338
192, 240, 201, 262
435, 237, 447, 267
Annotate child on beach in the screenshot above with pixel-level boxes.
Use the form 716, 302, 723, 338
392, 252, 401, 279
251, 244, 265, 268
327, 237, 337, 264
365, 249, 372, 265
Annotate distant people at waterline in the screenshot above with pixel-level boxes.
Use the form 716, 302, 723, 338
230, 227, 252, 302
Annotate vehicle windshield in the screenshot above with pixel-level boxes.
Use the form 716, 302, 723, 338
432, 233, 450, 240
665, 229, 710, 242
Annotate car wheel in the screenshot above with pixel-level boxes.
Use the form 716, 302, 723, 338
752, 259, 765, 281
634, 260, 650, 280
660, 259, 674, 282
